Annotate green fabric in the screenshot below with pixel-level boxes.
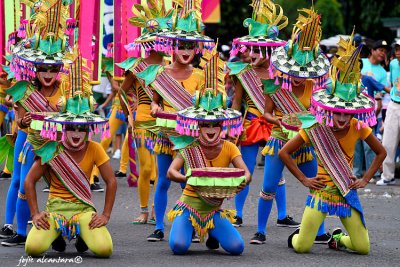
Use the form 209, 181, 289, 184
1, 65, 14, 79
169, 135, 195, 150
66, 96, 91, 115
291, 42, 316, 66
281, 126, 298, 140
136, 64, 162, 86
6, 80, 30, 102
134, 120, 159, 134
226, 61, 249, 75
179, 195, 220, 218
327, 80, 358, 101
244, 18, 269, 37
175, 11, 201, 33
298, 114, 318, 129
45, 198, 95, 220
187, 175, 245, 187
31, 120, 62, 131
4, 55, 12, 62
102, 57, 113, 73
142, 13, 173, 33
0, 135, 14, 172
156, 117, 177, 128
116, 57, 141, 71
199, 91, 223, 111
33, 38, 64, 55
262, 78, 280, 94
34, 141, 61, 164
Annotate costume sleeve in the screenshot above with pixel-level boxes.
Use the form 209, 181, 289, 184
358, 123, 372, 140
298, 129, 310, 143
92, 141, 110, 167
224, 140, 241, 161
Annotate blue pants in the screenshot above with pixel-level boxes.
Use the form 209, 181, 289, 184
257, 146, 325, 236
169, 209, 244, 255
4, 131, 34, 236
153, 153, 185, 232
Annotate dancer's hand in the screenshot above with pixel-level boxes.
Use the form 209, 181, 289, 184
301, 177, 325, 190
150, 105, 162, 117
32, 211, 50, 230
89, 213, 109, 229
22, 112, 32, 127
237, 180, 247, 192
349, 176, 368, 189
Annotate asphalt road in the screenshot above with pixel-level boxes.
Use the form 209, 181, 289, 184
0, 151, 399, 267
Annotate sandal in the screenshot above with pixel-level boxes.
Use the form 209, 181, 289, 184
132, 211, 149, 225
148, 206, 156, 225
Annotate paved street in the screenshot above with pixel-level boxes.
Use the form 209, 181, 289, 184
0, 153, 399, 267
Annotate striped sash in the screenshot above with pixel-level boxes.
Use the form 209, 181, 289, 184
305, 124, 365, 224
48, 151, 94, 208
152, 71, 193, 110
236, 68, 265, 113
180, 144, 224, 207
270, 88, 305, 115
23, 90, 58, 112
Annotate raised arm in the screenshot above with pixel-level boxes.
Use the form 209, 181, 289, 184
278, 134, 325, 190
24, 160, 49, 229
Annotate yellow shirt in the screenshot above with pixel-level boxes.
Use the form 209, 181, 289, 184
183, 140, 242, 197
299, 118, 372, 185
48, 141, 109, 202
134, 79, 154, 122
272, 79, 312, 132
163, 68, 205, 112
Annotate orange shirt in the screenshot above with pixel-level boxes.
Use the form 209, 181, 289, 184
48, 141, 109, 202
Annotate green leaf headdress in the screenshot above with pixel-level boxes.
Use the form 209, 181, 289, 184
41, 48, 110, 141
155, 0, 215, 55
231, 0, 288, 57
176, 47, 242, 138
311, 29, 376, 129
271, 6, 330, 88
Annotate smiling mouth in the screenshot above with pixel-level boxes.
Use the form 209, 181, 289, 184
72, 137, 81, 142
44, 77, 53, 83
182, 55, 190, 60
206, 133, 215, 139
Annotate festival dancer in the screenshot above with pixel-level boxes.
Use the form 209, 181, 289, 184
228, 0, 295, 228
282, 32, 386, 254
137, 0, 215, 241
250, 7, 331, 244
167, 50, 250, 255
0, 0, 70, 246
116, 0, 173, 224
24, 50, 116, 257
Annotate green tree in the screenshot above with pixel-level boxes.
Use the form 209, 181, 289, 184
315, 0, 345, 38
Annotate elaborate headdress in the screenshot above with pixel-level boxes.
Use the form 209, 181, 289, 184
271, 7, 330, 83
41, 48, 110, 141
175, 48, 242, 137
311, 30, 376, 129
154, 0, 215, 55
231, 0, 288, 56
10, 0, 74, 81
123, 0, 174, 54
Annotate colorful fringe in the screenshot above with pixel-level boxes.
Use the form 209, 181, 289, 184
261, 137, 314, 165
50, 212, 82, 241
168, 201, 235, 242
133, 129, 156, 152
154, 132, 173, 155
18, 141, 33, 164
306, 191, 351, 218
260, 190, 275, 200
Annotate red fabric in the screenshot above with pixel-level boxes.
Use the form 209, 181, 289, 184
241, 116, 272, 146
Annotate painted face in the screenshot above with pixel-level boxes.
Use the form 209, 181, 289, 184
199, 123, 222, 143
371, 47, 387, 63
174, 42, 196, 64
332, 112, 352, 129
250, 47, 269, 67
36, 65, 60, 87
63, 125, 89, 148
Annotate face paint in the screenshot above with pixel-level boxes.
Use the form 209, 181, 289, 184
36, 65, 60, 87
62, 125, 89, 149
174, 41, 196, 64
332, 112, 352, 129
199, 123, 222, 145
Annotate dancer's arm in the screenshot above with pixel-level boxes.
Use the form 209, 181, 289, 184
350, 134, 386, 189
17, 104, 30, 129
279, 135, 325, 190
24, 160, 50, 230
232, 156, 252, 185
150, 91, 162, 116
167, 154, 186, 183
263, 94, 280, 127
231, 78, 243, 111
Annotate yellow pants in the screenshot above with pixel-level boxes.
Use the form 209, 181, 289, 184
292, 205, 370, 254
137, 146, 157, 208
119, 133, 129, 174
91, 108, 124, 183
25, 211, 113, 257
